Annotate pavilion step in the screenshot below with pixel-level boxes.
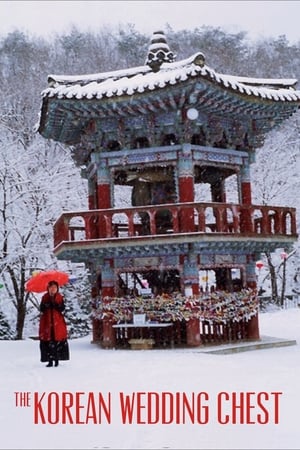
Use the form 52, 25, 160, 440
198, 335, 297, 355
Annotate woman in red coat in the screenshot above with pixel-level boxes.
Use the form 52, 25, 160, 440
39, 280, 70, 367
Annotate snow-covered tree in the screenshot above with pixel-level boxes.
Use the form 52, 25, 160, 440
251, 110, 300, 303
0, 124, 88, 338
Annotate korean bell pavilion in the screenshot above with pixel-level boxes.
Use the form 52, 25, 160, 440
37, 31, 300, 349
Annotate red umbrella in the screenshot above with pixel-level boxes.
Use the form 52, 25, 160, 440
25, 270, 70, 293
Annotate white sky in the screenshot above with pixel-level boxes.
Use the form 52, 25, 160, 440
1, 0, 300, 43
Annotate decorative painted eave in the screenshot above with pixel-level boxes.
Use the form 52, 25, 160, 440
53, 233, 297, 264
42, 52, 300, 103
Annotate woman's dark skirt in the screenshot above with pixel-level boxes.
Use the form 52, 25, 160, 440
40, 339, 70, 362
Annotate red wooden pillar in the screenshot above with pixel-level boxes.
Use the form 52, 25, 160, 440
96, 164, 111, 238
241, 182, 252, 205
186, 318, 201, 346
240, 163, 253, 233
85, 157, 111, 238
245, 255, 260, 340
85, 176, 99, 240
102, 318, 116, 349
246, 315, 260, 340
92, 319, 101, 343
97, 183, 111, 209
178, 144, 195, 232
88, 177, 97, 210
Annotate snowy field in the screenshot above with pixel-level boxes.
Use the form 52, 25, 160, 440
1, 307, 299, 450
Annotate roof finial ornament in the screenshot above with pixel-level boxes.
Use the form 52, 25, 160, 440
145, 30, 176, 72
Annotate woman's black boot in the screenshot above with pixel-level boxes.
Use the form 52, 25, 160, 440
54, 360, 59, 367
46, 361, 53, 367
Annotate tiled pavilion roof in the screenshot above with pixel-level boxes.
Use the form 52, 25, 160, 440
37, 30, 300, 145
42, 51, 300, 103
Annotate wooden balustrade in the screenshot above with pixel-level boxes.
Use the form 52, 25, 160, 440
110, 318, 249, 348
53, 202, 297, 248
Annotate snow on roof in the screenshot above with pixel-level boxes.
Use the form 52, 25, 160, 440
42, 52, 300, 104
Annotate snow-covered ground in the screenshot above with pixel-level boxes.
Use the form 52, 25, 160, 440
1, 307, 299, 450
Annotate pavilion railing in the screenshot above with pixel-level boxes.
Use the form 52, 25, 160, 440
111, 319, 249, 348
54, 202, 297, 247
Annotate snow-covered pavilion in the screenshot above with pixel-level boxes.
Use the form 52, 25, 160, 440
37, 31, 300, 348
